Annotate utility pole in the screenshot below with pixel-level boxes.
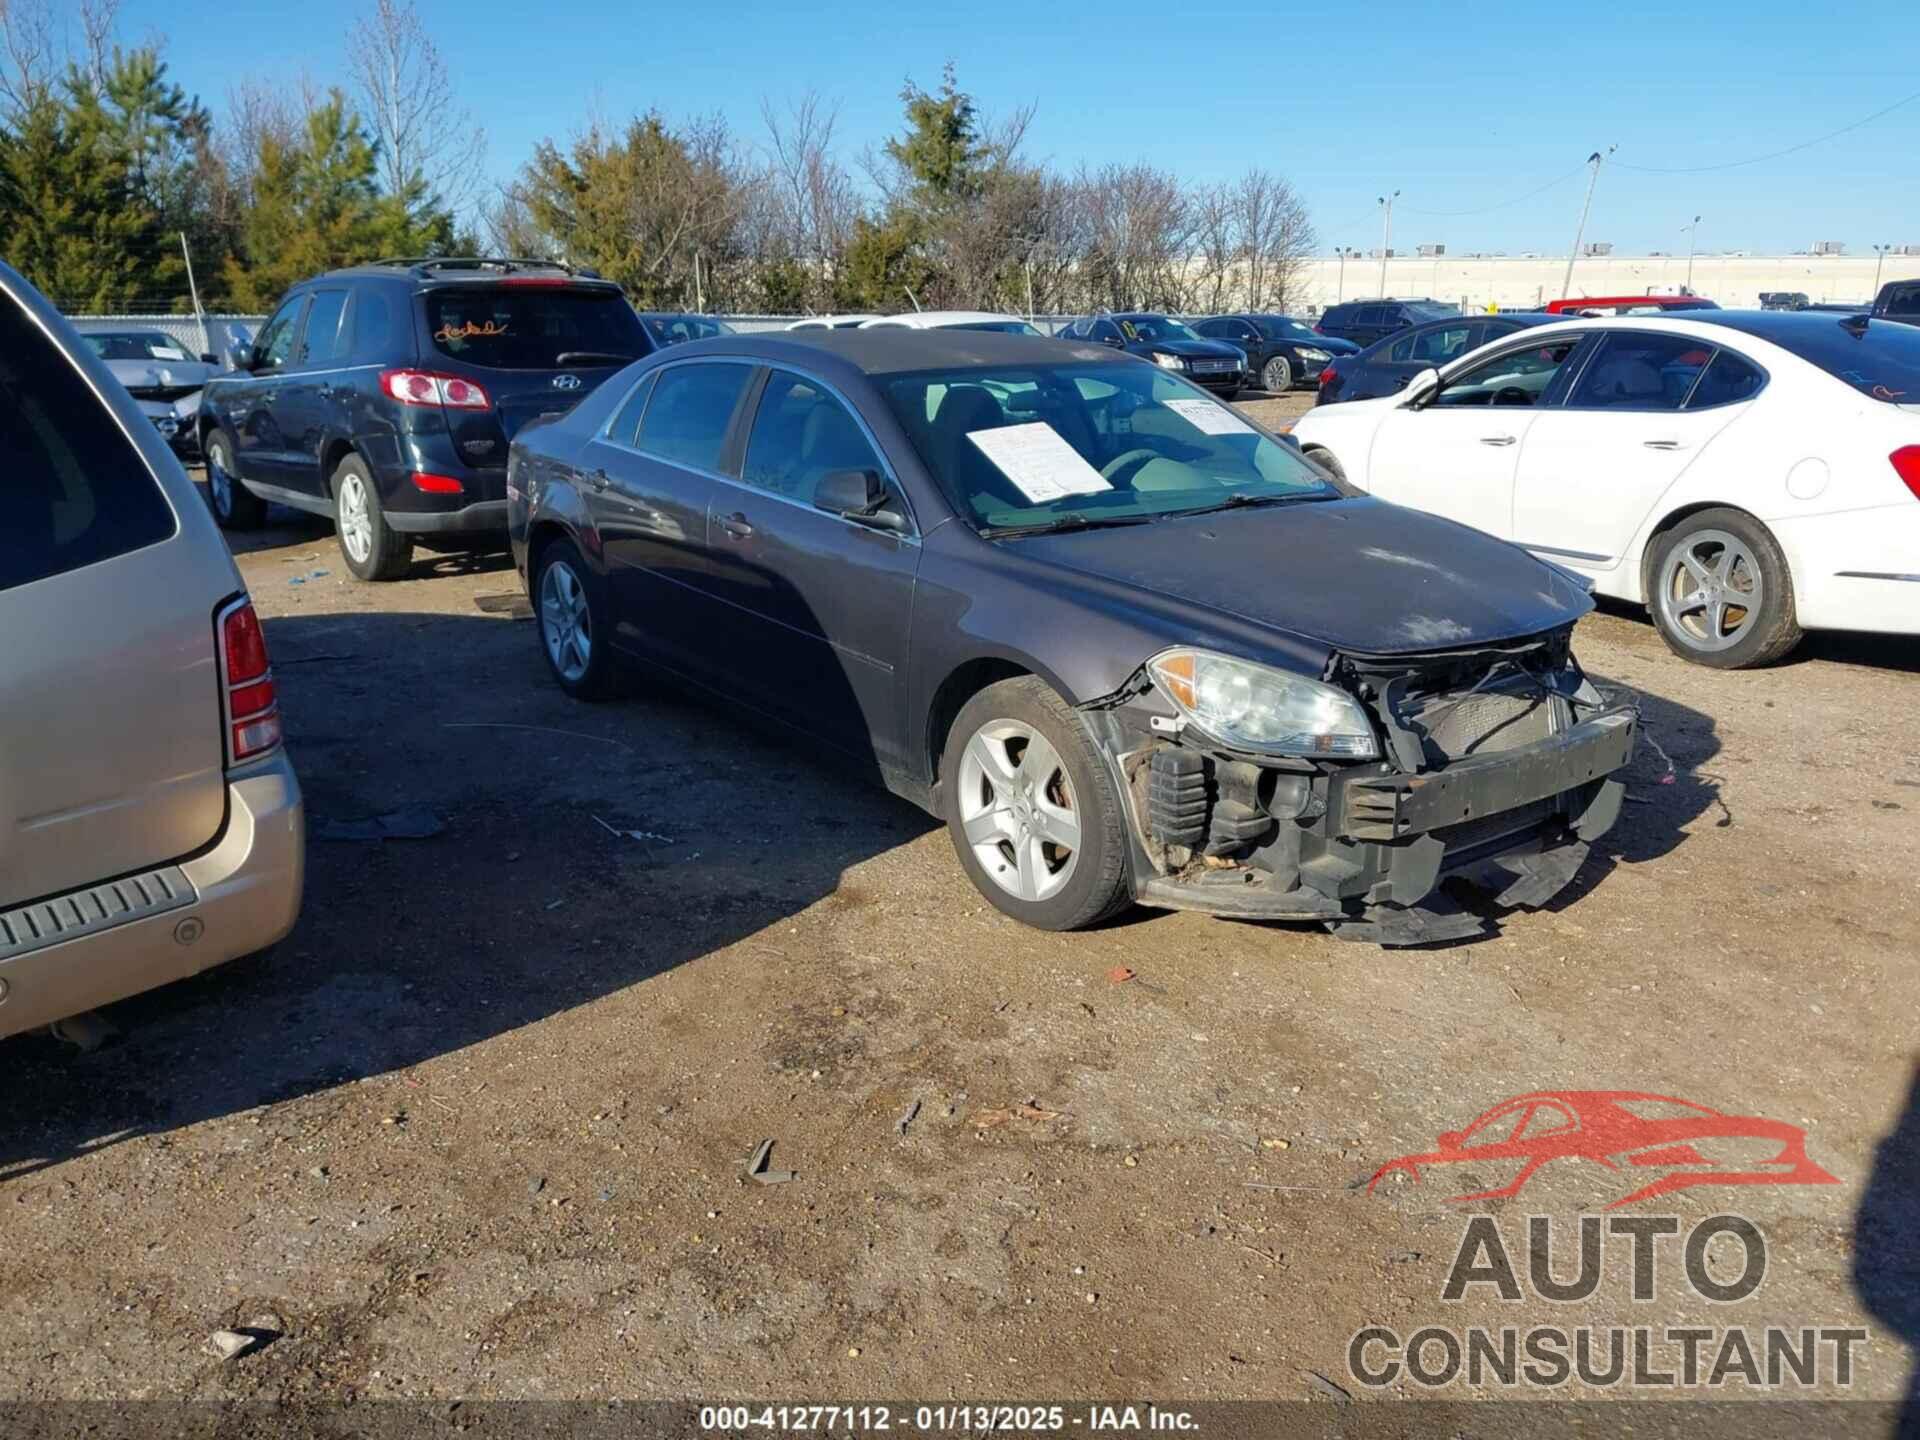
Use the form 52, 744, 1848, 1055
1873, 243, 1892, 298
179, 231, 206, 355
1682, 215, 1702, 293
1377, 192, 1398, 299
1561, 146, 1615, 300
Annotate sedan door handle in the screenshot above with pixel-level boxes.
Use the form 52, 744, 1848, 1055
1642, 438, 1684, 451
719, 512, 754, 540
587, 467, 611, 490
1479, 434, 1517, 447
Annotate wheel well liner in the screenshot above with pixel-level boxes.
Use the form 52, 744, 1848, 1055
321, 439, 358, 494
926, 658, 1032, 786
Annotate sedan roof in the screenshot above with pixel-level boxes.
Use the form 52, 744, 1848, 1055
739, 326, 1124, 377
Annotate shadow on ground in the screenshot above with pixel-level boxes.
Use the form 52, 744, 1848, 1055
0, 609, 936, 1183
1856, 1060, 1920, 1434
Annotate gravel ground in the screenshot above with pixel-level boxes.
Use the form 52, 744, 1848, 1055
2, 392, 1916, 1414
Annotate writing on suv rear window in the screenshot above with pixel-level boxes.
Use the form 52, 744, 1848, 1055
424, 287, 647, 370
0, 297, 174, 591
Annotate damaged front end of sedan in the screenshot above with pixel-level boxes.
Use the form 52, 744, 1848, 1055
1081, 626, 1636, 945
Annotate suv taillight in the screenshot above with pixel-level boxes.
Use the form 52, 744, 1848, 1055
380, 369, 491, 410
219, 598, 281, 765
1892, 446, 1920, 501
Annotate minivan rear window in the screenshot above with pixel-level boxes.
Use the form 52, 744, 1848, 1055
424, 286, 649, 370
1, 296, 175, 592
1769, 319, 1920, 405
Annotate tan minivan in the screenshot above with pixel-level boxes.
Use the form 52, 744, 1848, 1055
0, 263, 304, 1041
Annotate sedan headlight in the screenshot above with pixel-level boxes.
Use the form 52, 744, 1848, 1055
1151, 351, 1186, 370
1147, 648, 1378, 758
1298, 347, 1330, 362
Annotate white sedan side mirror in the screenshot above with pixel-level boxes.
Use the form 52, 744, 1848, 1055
1402, 367, 1441, 405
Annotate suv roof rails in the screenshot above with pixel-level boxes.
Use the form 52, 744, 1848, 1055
364, 256, 606, 281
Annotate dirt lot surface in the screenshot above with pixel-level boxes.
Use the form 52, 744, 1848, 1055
4, 391, 1917, 1416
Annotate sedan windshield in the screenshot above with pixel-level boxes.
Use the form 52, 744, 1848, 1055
84, 332, 191, 361
1258, 317, 1319, 341
880, 363, 1339, 532
943, 320, 1044, 335
1118, 316, 1199, 343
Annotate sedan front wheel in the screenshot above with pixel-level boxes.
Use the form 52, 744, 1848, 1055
1261, 355, 1293, 392
942, 677, 1132, 931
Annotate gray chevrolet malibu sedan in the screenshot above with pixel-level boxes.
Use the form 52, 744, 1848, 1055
0, 262, 304, 1040
507, 329, 1634, 943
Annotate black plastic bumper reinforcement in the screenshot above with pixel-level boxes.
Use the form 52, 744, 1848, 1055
1333, 709, 1637, 843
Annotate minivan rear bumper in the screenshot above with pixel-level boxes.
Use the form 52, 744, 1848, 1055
0, 752, 304, 1040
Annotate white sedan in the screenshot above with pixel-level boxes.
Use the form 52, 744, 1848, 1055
858, 310, 1045, 336
1291, 312, 1920, 667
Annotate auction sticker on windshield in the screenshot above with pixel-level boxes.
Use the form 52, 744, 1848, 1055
968, 423, 1113, 503
1163, 397, 1254, 435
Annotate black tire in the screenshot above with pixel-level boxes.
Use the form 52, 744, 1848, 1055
330, 454, 413, 582
531, 535, 621, 701
940, 676, 1133, 931
1261, 355, 1293, 392
1644, 508, 1802, 669
1302, 445, 1346, 482
203, 429, 266, 530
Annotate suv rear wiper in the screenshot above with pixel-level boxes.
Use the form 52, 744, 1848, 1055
555, 351, 639, 367
1166, 491, 1329, 519
979, 513, 1156, 538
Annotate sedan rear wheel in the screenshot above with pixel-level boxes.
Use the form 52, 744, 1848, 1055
533, 537, 620, 700
942, 677, 1132, 930
1647, 508, 1801, 668
1261, 355, 1293, 392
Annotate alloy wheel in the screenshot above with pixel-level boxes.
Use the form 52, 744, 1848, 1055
956, 719, 1081, 903
1262, 355, 1292, 392
337, 474, 374, 564
1657, 529, 1763, 653
207, 439, 233, 517
540, 558, 593, 683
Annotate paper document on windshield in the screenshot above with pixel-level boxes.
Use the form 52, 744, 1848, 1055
152, 346, 190, 361
968, 423, 1113, 504
1163, 397, 1254, 435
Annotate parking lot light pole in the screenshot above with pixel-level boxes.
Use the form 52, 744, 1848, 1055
1873, 243, 1892, 297
1682, 215, 1702, 293
1561, 146, 1615, 300
1377, 192, 1398, 298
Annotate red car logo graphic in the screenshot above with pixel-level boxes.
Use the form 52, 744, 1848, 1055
1367, 1090, 1840, 1210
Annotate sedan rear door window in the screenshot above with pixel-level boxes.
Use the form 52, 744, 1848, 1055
1565, 333, 1710, 411
634, 362, 753, 474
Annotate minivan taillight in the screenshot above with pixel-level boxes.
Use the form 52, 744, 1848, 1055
380, 369, 491, 410
219, 598, 281, 765
1891, 446, 1920, 501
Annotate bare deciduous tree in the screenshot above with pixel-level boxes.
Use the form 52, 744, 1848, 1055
0, 0, 55, 117
347, 0, 486, 217
76, 0, 117, 94
759, 92, 856, 299
1233, 167, 1315, 311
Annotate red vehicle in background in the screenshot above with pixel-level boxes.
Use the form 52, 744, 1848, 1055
1544, 295, 1721, 317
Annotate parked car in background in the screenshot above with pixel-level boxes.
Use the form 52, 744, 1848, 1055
1189, 313, 1355, 392
1291, 311, 1920, 667
199, 257, 652, 581
1315, 298, 1461, 348
1317, 312, 1566, 405
81, 328, 222, 459
639, 312, 735, 347
860, 311, 1045, 335
787, 314, 885, 330
508, 328, 1632, 944
1872, 279, 1920, 327
1759, 292, 1811, 311
1543, 295, 1720, 317
1055, 312, 1247, 395
1, 261, 304, 1042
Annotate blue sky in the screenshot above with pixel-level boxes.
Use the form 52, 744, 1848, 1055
116, 0, 1920, 255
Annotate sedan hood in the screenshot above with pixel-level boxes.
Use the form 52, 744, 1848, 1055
1012, 497, 1593, 656
105, 358, 219, 392
1136, 338, 1243, 361
1308, 336, 1362, 356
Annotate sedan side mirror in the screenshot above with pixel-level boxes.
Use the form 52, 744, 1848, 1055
816, 468, 906, 532
1402, 367, 1441, 405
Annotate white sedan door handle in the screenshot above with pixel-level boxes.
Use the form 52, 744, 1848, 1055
1643, 438, 1684, 451
1479, 434, 1517, 447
